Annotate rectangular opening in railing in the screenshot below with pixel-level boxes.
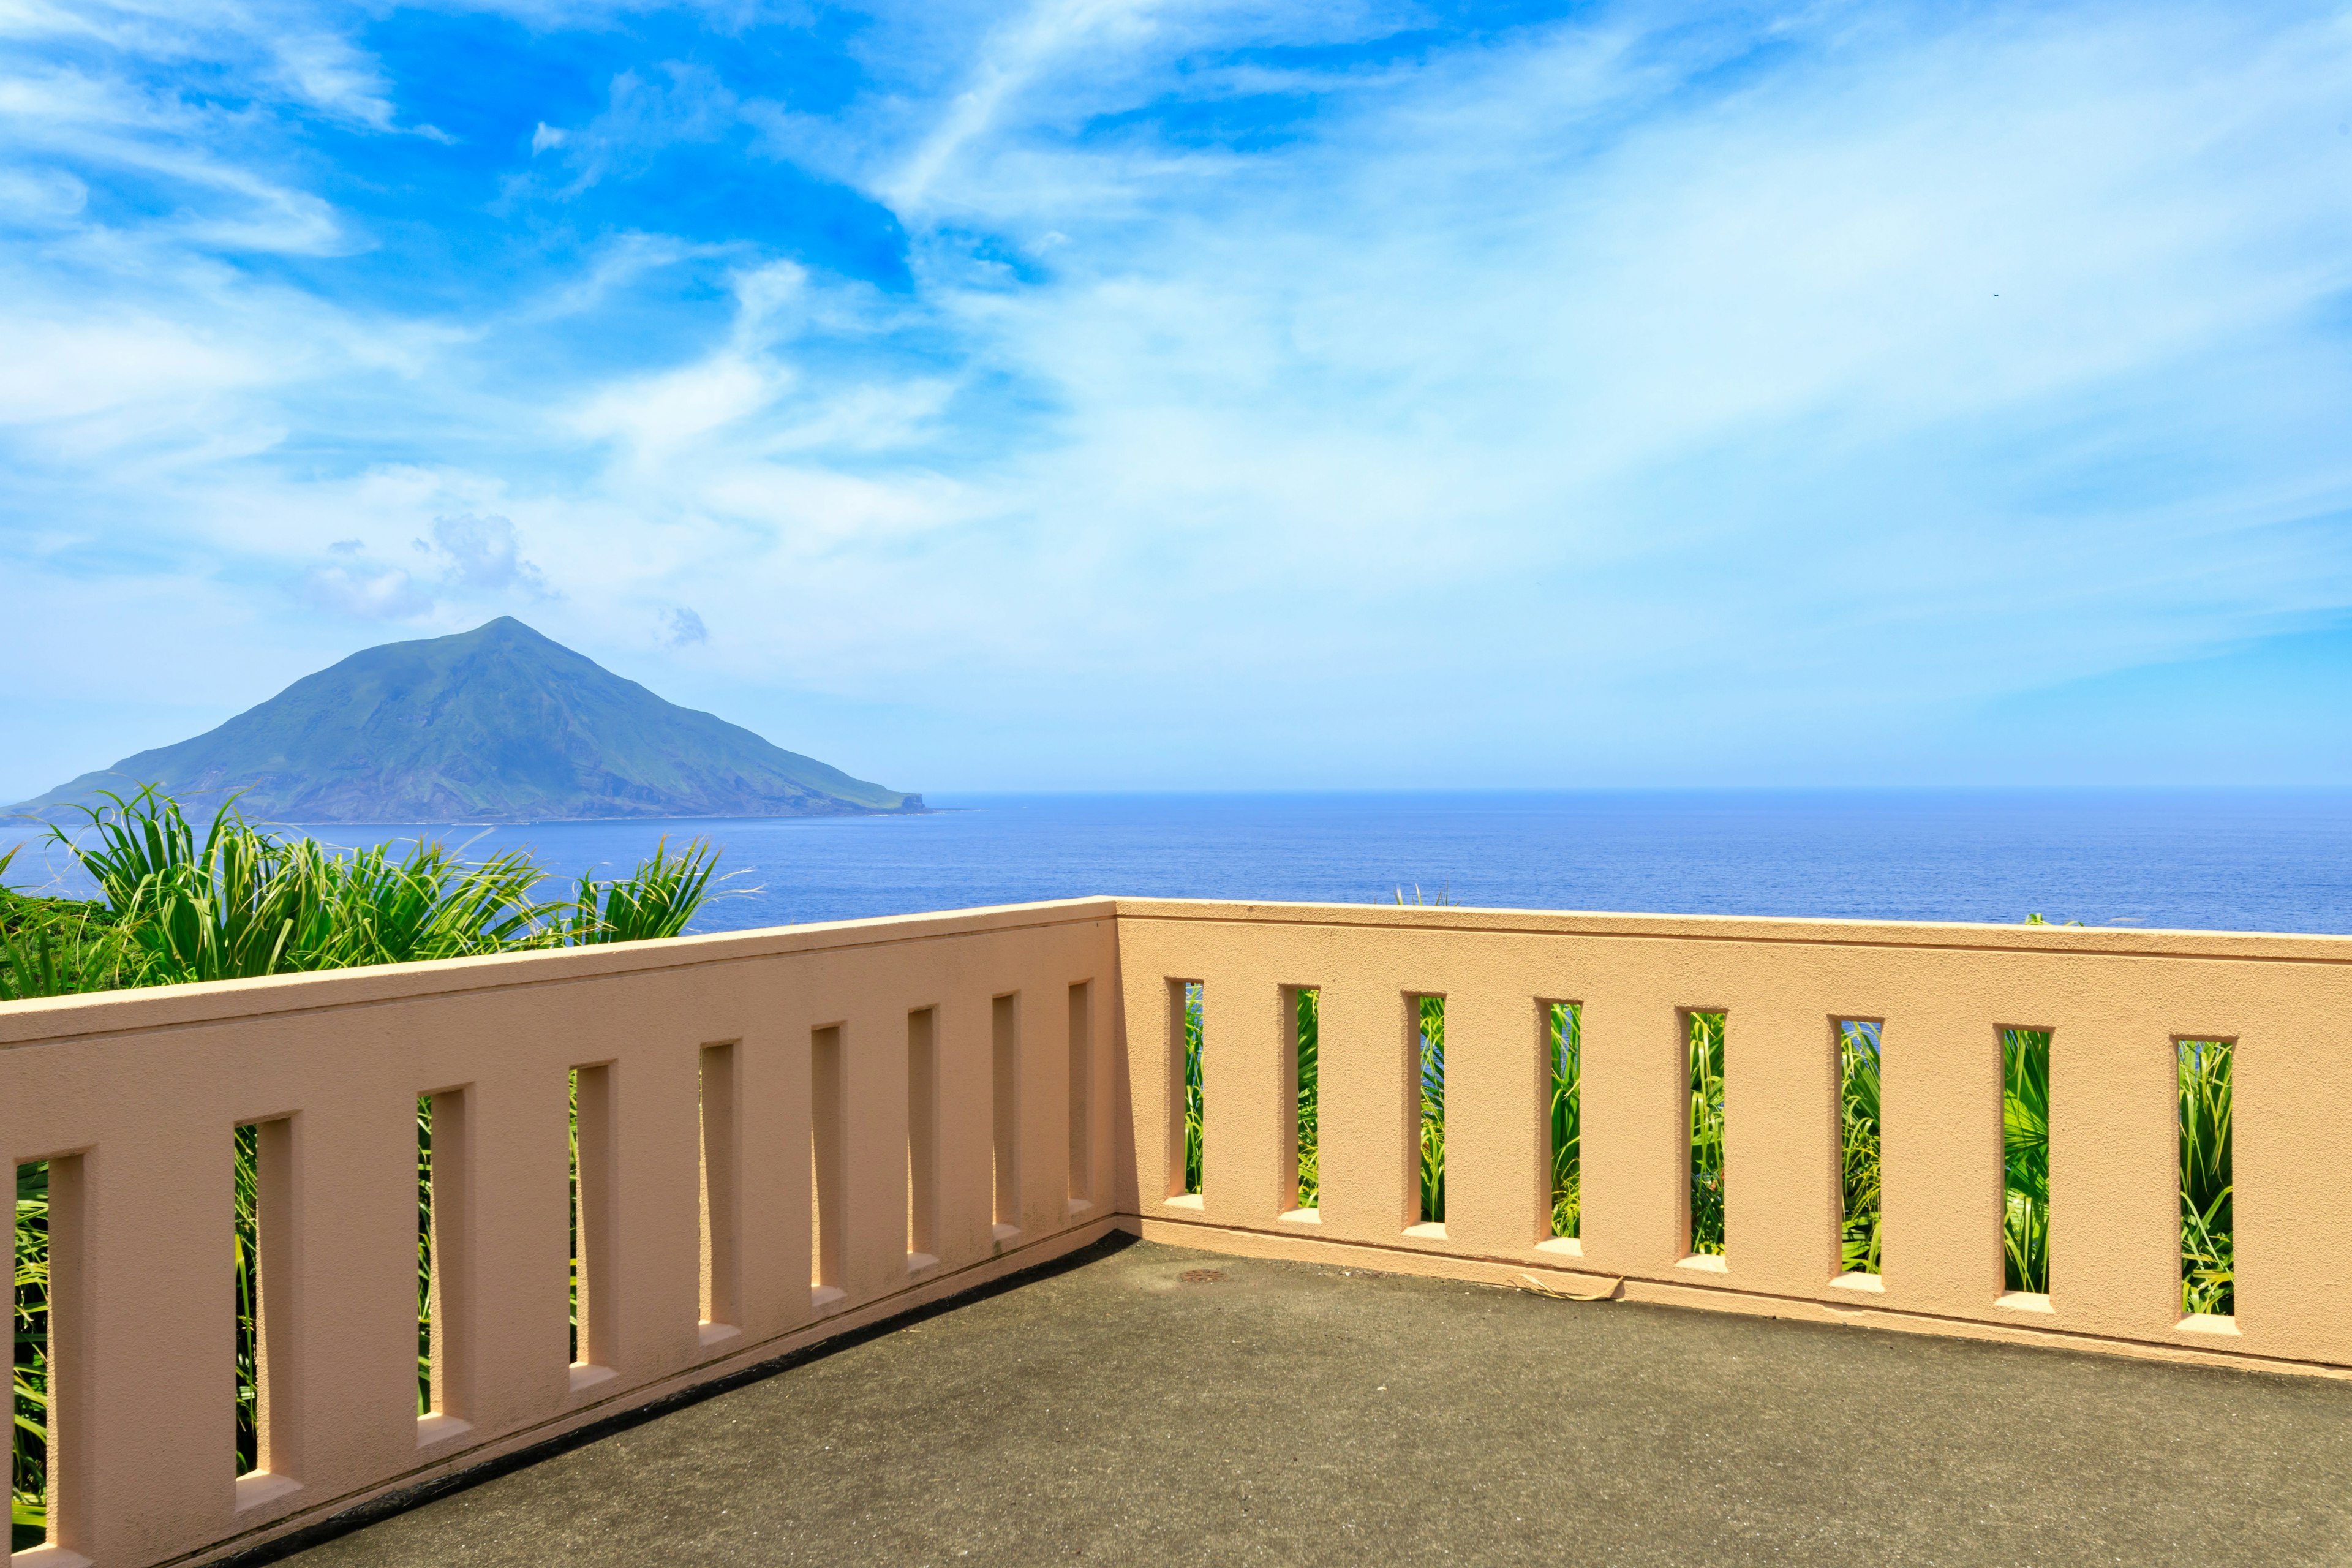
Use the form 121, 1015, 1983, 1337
908, 1009, 940, 1268
1687, 1012, 1725, 1259
1548, 1002, 1580, 1242
233, 1122, 261, 1480
233, 1115, 299, 1498
1415, 996, 1445, 1231
13, 1156, 51, 1554
701, 1042, 742, 1336
812, 1027, 846, 1303
1286, 987, 1319, 1217
417, 1087, 472, 1434
1068, 982, 1093, 1208
2001, 1028, 2051, 1305
570, 1063, 616, 1382
1838, 1020, 1882, 1280
1170, 981, 1203, 1200
2178, 1037, 2234, 1324
991, 996, 1020, 1237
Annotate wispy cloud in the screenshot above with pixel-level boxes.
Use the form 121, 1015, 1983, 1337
526, 61, 741, 196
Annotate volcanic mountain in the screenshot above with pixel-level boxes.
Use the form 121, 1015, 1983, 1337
13, 618, 924, 823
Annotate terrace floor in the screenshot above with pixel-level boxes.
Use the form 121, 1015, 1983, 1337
278, 1237, 2352, 1567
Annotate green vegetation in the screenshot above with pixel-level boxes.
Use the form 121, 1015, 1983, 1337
1418, 998, 1446, 1224
2002, 1027, 2051, 1294
2179, 1040, 2233, 1316
1181, 982, 1204, 1195
1840, 1022, 1883, 1275
1550, 1003, 1580, 1238
417, 1097, 437, 1418
12, 1162, 46, 1551
232, 1125, 262, 1471
1294, 990, 1319, 1208
4, 785, 726, 1545
4, 788, 724, 1004
12, 617, 921, 824
1688, 1012, 1727, 1254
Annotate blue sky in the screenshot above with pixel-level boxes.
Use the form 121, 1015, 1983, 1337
4, 0, 2351, 799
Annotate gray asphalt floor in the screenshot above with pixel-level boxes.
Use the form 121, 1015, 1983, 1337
277, 1235, 2352, 1566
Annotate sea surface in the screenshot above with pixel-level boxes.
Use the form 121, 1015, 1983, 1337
20, 789, 2342, 937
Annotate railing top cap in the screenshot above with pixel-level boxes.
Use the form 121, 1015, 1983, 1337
5, 894, 2348, 1046
1109, 896, 2352, 957
0, 897, 1120, 1046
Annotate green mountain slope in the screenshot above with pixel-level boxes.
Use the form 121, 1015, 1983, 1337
13, 618, 924, 823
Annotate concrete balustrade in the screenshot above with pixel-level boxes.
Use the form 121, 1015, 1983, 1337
1125, 899, 2352, 1371
2, 895, 2350, 1566
0, 902, 1122, 1568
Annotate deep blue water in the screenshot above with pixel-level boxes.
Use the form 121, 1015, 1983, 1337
16, 790, 2337, 936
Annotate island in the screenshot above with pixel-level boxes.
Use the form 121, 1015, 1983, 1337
11, 617, 925, 823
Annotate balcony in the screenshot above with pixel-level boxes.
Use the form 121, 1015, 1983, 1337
0, 898, 2342, 1566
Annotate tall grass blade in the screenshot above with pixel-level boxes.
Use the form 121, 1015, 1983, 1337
566, 838, 727, 945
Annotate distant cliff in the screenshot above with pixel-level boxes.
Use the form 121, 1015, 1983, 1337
13, 617, 925, 823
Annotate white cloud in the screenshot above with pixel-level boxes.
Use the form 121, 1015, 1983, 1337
303, 559, 432, 619
429, 513, 551, 595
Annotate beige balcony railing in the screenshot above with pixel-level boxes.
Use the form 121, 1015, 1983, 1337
1, 896, 2346, 1567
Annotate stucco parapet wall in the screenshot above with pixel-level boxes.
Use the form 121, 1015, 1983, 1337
0, 897, 1122, 1046
1106, 895, 2352, 963
1110, 894, 2352, 1380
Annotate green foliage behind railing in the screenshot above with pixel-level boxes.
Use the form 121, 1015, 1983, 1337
417, 1097, 437, 1417
2179, 1039, 2233, 1317
2, 786, 729, 1545
1550, 1003, 1580, 1238
1418, 997, 1445, 1224
1294, 990, 1319, 1208
233, 1125, 260, 1474
1181, 982, 1204, 1195
1840, 1022, 1882, 1275
12, 1163, 46, 1552
1688, 1011, 1727, 1255
2002, 1027, 2052, 1294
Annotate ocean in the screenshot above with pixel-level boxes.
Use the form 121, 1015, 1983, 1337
19, 789, 2334, 937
